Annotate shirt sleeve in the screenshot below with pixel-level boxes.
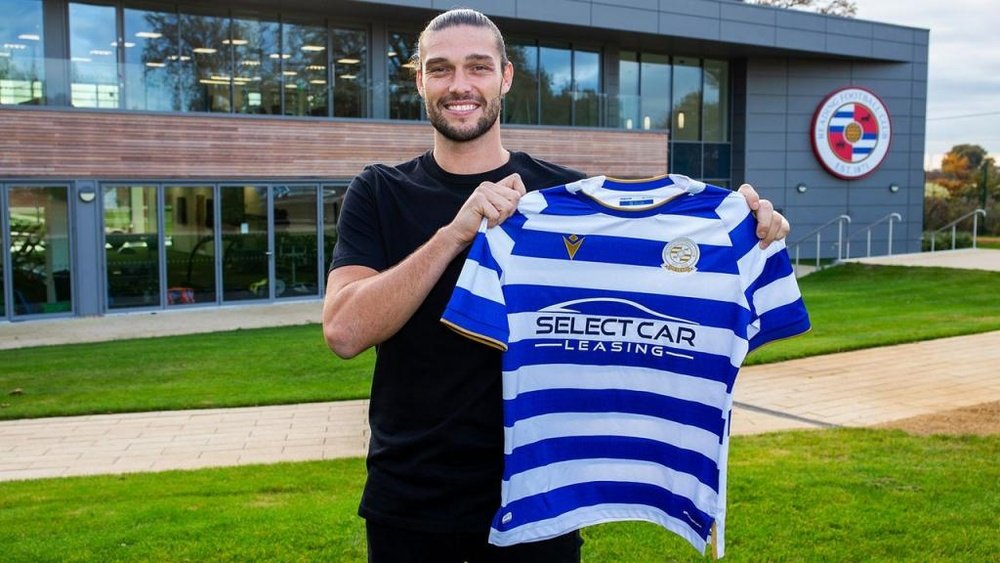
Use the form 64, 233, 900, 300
441, 220, 510, 351
330, 170, 387, 272
744, 240, 811, 352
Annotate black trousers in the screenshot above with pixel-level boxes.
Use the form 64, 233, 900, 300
366, 520, 582, 563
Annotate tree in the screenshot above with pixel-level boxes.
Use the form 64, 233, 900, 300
747, 0, 858, 17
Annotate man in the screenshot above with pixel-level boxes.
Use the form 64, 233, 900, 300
323, 9, 790, 562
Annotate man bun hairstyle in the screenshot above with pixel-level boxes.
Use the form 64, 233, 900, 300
412, 8, 510, 69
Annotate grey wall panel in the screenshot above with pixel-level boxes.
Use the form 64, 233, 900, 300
774, 28, 826, 52
872, 40, 913, 61
441, 0, 517, 17
787, 77, 848, 95
600, 0, 658, 10
853, 79, 913, 98
720, 2, 776, 25
745, 150, 790, 170
743, 169, 787, 189
72, 181, 102, 316
774, 9, 825, 32
750, 95, 789, 114
747, 57, 787, 76
659, 0, 720, 19
743, 131, 787, 151
658, 13, 720, 39
825, 17, 873, 38
825, 34, 873, 58
746, 79, 787, 95
851, 63, 912, 81
721, 21, 777, 47
786, 60, 852, 79
876, 24, 916, 44
592, 3, 658, 33
746, 112, 787, 133
516, 0, 592, 26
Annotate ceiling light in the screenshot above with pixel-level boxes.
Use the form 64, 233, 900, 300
269, 53, 290, 59
18, 34, 40, 41
241, 60, 261, 66
145, 61, 165, 68
89, 49, 113, 56
0, 52, 10, 58
401, 61, 418, 70
386, 50, 397, 57
307, 65, 326, 71
192, 47, 217, 54
223, 39, 249, 46
309, 79, 326, 85
336, 57, 360, 64
111, 41, 136, 48
339, 74, 356, 80
210, 75, 231, 81
71, 57, 92, 63
4, 43, 27, 50
135, 31, 162, 39
283, 71, 298, 76
285, 84, 298, 89
301, 45, 325, 52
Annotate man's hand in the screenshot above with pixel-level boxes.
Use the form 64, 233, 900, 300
738, 184, 790, 249
442, 173, 526, 246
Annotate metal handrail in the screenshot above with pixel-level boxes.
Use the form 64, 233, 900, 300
845, 213, 903, 259
930, 209, 987, 251
790, 214, 852, 269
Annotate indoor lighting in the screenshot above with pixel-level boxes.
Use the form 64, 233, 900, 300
168, 55, 191, 61
282, 70, 298, 76
223, 39, 249, 45
198, 79, 230, 85
89, 49, 113, 56
210, 75, 231, 81
387, 50, 397, 57
401, 61, 418, 70
309, 79, 326, 85
135, 31, 162, 39
241, 60, 261, 66
4, 43, 27, 50
0, 52, 10, 58
192, 47, 217, 54
301, 45, 325, 52
336, 57, 360, 64
111, 41, 135, 48
17, 34, 40, 41
285, 84, 298, 89
145, 61, 165, 68
71, 57, 92, 63
269, 53, 290, 59
339, 74, 356, 80
307, 65, 326, 71
643, 116, 651, 130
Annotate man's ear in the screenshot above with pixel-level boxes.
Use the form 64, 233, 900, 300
501, 61, 513, 96
415, 67, 424, 97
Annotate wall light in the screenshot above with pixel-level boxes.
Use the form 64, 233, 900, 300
796, 183, 808, 194
79, 188, 96, 203
889, 183, 900, 193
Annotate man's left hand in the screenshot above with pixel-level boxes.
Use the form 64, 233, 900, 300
738, 184, 790, 249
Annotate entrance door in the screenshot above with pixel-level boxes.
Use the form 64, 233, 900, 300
221, 185, 271, 301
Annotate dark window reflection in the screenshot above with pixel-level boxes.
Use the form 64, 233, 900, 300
164, 186, 216, 305
323, 184, 347, 277
221, 185, 268, 301
618, 50, 639, 129
388, 31, 420, 120
104, 186, 160, 309
8, 186, 72, 315
504, 41, 537, 125
274, 185, 319, 298
573, 49, 600, 127
702, 143, 731, 181
671, 142, 701, 178
672, 57, 702, 141
539, 46, 571, 126
69, 2, 119, 108
704, 59, 729, 142
178, 10, 231, 112
284, 21, 327, 117
641, 54, 671, 131
332, 28, 366, 118
0, 0, 45, 105
124, 7, 178, 111
233, 16, 281, 115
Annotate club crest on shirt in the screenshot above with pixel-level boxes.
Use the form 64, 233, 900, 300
662, 237, 699, 273
563, 234, 584, 260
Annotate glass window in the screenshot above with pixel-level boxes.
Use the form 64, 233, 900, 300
332, 28, 366, 118
388, 31, 419, 120
573, 49, 600, 127
221, 185, 268, 301
164, 186, 215, 305
8, 186, 72, 316
702, 143, 731, 181
618, 50, 639, 129
69, 2, 119, 108
504, 41, 537, 125
671, 142, 701, 178
283, 21, 327, 117
178, 10, 231, 112
322, 185, 345, 278
703, 59, 729, 142
124, 6, 178, 111
104, 186, 160, 309
0, 0, 45, 105
672, 57, 702, 141
232, 15, 280, 115
274, 185, 318, 298
641, 54, 671, 131
539, 46, 571, 126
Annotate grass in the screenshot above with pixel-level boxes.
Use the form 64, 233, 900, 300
2, 263, 999, 420
0, 429, 996, 561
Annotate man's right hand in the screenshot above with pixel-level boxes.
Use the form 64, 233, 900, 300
443, 173, 526, 246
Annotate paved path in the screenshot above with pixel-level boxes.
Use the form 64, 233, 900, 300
1, 249, 998, 482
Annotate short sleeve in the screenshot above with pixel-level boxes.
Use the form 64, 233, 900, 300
744, 241, 811, 352
330, 171, 386, 272
441, 222, 510, 350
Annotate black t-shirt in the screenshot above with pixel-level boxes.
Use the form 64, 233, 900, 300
331, 150, 585, 533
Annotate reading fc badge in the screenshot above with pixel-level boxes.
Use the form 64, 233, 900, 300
662, 237, 699, 273
811, 87, 892, 180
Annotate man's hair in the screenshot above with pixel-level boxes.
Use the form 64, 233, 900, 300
413, 8, 509, 69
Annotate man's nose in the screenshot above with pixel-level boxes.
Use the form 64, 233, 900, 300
449, 70, 473, 94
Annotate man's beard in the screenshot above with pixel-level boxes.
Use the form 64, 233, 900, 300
427, 92, 503, 142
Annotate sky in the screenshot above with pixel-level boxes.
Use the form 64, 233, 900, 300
852, 0, 1000, 169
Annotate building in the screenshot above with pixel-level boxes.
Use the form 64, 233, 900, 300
0, 0, 928, 321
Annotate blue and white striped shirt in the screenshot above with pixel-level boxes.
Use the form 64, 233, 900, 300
441, 174, 810, 556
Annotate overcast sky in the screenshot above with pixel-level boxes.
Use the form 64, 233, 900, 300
852, 1, 1000, 167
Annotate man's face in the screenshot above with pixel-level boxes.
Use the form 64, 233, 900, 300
416, 25, 512, 143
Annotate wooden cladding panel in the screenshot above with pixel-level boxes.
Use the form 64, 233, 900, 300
0, 109, 667, 180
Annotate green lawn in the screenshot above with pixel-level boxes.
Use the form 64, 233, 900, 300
0, 429, 995, 562
2, 263, 999, 420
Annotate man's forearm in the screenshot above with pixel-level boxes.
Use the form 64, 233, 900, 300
323, 226, 469, 358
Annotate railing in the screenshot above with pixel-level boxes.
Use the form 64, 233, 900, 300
790, 214, 852, 270
845, 213, 903, 259
930, 209, 987, 251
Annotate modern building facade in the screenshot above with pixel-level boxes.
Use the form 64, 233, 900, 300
0, 0, 929, 320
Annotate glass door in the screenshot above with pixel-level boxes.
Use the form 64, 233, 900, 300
221, 185, 270, 301
273, 185, 319, 298
7, 186, 73, 317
